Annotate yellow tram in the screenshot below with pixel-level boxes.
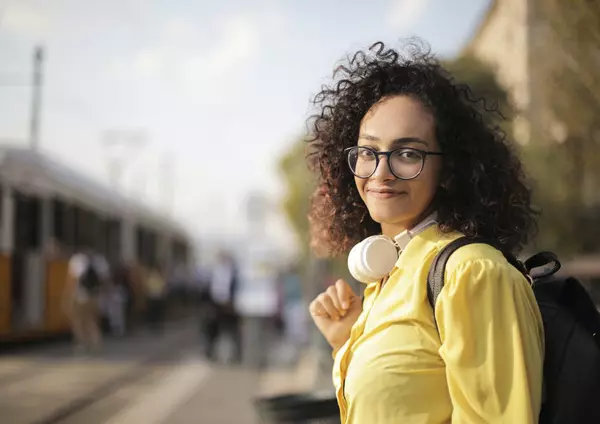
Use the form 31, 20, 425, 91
0, 146, 192, 341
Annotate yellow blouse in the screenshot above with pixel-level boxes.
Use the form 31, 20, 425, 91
333, 226, 544, 423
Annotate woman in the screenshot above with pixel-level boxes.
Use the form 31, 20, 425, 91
308, 41, 544, 423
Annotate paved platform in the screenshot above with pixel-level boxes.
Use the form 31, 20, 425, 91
0, 319, 325, 424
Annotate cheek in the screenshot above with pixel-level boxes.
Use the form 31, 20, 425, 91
355, 177, 367, 200
414, 161, 442, 198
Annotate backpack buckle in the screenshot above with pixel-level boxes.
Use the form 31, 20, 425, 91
526, 274, 535, 287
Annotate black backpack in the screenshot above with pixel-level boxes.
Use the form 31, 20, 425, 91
79, 257, 102, 294
427, 237, 600, 424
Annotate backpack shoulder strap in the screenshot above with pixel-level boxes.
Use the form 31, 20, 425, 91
427, 237, 483, 310
427, 236, 533, 310
427, 237, 530, 329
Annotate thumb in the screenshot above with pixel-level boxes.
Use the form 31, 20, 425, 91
335, 279, 355, 310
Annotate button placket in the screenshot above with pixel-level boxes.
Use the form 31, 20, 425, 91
337, 281, 384, 421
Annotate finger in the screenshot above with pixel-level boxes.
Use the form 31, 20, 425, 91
309, 300, 328, 317
326, 285, 343, 312
335, 279, 354, 310
309, 297, 331, 317
318, 293, 341, 320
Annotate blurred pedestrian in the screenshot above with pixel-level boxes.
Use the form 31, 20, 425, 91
102, 279, 127, 337
281, 265, 309, 353
145, 266, 167, 333
63, 246, 109, 354
203, 251, 242, 363
112, 262, 135, 333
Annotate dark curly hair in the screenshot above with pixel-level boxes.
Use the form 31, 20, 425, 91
307, 40, 537, 257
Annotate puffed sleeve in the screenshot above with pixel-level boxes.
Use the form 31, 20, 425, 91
435, 258, 544, 423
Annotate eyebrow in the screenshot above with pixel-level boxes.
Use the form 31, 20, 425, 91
358, 134, 429, 147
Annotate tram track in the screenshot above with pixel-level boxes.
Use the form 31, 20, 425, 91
0, 363, 45, 387
2, 319, 288, 424
29, 335, 191, 424
0, 320, 199, 424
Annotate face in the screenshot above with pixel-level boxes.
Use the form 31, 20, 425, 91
354, 95, 443, 237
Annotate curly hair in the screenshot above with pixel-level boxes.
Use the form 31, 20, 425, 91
307, 40, 537, 257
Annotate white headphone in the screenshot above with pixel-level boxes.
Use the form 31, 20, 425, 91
348, 213, 438, 284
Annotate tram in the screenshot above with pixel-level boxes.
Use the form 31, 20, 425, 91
0, 146, 192, 341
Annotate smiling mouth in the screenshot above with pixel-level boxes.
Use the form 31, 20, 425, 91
367, 190, 406, 199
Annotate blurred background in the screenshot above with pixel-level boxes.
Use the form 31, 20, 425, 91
0, 0, 598, 423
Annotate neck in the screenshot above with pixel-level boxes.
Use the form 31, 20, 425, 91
381, 222, 412, 239
381, 208, 437, 239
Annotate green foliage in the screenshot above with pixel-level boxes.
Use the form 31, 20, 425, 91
522, 1, 600, 256
278, 138, 315, 259
443, 55, 513, 130
521, 138, 600, 258
447, 51, 600, 257
537, 0, 600, 133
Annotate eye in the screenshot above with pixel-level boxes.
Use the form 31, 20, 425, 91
357, 147, 375, 159
393, 149, 422, 162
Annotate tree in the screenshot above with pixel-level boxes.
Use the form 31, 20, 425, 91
523, 1, 600, 256
443, 55, 513, 128
278, 138, 316, 259
278, 138, 356, 286
447, 50, 600, 257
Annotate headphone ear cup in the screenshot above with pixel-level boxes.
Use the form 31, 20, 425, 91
348, 240, 370, 283
348, 236, 398, 283
362, 236, 398, 280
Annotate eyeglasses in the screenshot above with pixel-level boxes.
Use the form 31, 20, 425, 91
345, 146, 443, 180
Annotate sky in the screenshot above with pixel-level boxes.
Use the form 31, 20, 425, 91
0, 0, 491, 253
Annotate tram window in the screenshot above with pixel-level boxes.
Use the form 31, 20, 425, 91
136, 226, 159, 267
52, 199, 66, 243
63, 204, 76, 249
74, 206, 94, 249
97, 217, 110, 257
136, 227, 144, 265
146, 231, 157, 267
14, 193, 41, 251
28, 197, 41, 249
75, 207, 92, 249
107, 219, 121, 261
151, 233, 157, 265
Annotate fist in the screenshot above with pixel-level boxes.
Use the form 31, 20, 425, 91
309, 279, 362, 351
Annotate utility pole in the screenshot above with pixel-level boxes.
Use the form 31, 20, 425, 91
29, 45, 44, 151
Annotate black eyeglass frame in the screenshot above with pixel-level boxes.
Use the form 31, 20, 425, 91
344, 146, 443, 180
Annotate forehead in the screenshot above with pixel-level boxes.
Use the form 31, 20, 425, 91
359, 95, 436, 143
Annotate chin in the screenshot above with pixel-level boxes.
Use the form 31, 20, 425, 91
367, 205, 421, 230
369, 211, 412, 227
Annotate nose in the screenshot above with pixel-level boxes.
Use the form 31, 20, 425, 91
371, 155, 394, 181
